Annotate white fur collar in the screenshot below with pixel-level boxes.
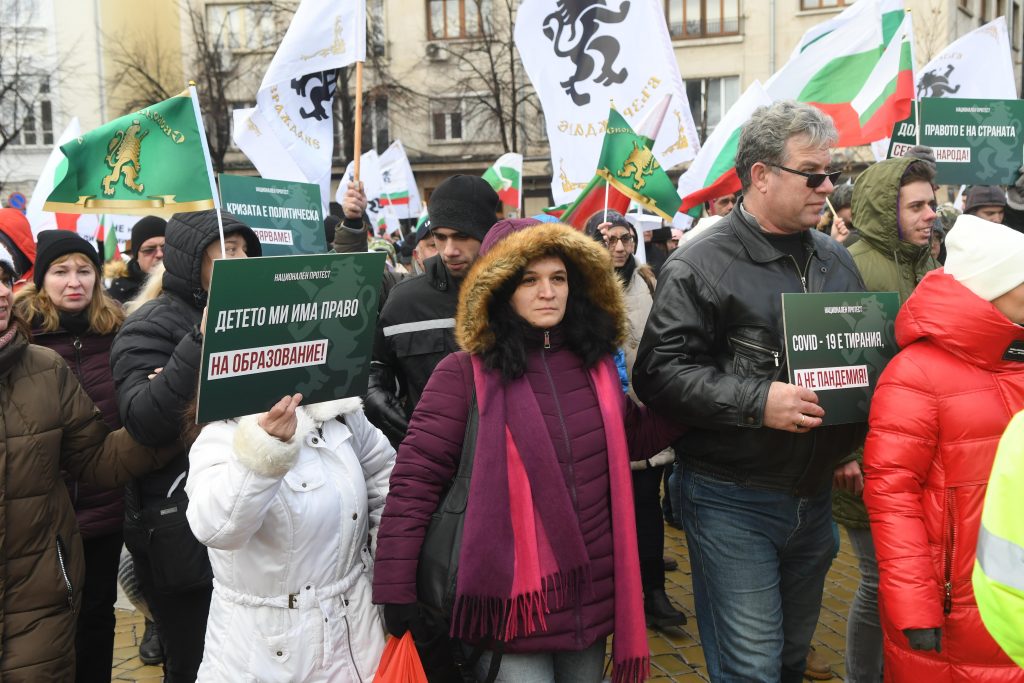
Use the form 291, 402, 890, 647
300, 397, 363, 424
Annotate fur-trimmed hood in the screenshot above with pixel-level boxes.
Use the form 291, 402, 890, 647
456, 223, 628, 355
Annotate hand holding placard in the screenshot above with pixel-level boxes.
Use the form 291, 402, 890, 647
763, 382, 824, 433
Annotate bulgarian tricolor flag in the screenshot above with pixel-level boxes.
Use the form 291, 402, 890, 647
678, 81, 773, 216
380, 190, 410, 207
482, 153, 523, 210
766, 0, 913, 147
96, 216, 121, 262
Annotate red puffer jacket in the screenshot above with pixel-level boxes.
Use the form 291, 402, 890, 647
864, 269, 1024, 683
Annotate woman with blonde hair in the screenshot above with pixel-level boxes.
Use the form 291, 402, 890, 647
14, 229, 129, 682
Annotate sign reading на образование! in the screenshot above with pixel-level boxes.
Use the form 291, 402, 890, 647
782, 292, 901, 426
197, 252, 385, 423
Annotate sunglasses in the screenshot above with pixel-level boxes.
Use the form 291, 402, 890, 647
138, 245, 164, 256
771, 164, 841, 189
606, 234, 635, 247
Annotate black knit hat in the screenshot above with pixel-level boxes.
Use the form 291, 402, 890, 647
427, 175, 500, 242
33, 230, 102, 289
130, 215, 167, 258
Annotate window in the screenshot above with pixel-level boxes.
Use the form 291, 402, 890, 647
685, 76, 739, 139
14, 78, 53, 146
206, 3, 277, 52
362, 94, 390, 153
368, 0, 387, 56
428, 0, 492, 39
431, 99, 464, 141
665, 0, 739, 38
1014, 2, 1021, 49
800, 0, 851, 9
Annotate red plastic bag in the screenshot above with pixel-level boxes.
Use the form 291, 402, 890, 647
372, 632, 428, 683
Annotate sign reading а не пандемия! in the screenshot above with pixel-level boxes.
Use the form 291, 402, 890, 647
197, 252, 385, 423
219, 174, 326, 256
887, 97, 1024, 186
782, 292, 901, 426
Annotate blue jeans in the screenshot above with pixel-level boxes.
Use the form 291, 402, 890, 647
469, 638, 607, 683
681, 469, 834, 683
844, 526, 883, 683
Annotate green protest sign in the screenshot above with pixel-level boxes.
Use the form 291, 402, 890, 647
197, 252, 385, 423
887, 98, 1024, 185
220, 174, 326, 256
782, 292, 901, 425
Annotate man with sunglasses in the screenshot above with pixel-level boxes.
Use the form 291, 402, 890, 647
634, 100, 867, 683
108, 215, 166, 304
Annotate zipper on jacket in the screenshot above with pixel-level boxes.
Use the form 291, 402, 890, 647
72, 337, 83, 373
540, 345, 584, 646
788, 253, 813, 293
342, 614, 364, 683
543, 330, 551, 349
729, 336, 780, 367
55, 534, 74, 608
943, 490, 957, 616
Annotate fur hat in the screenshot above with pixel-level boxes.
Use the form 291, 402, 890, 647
130, 216, 167, 258
964, 185, 1007, 214
944, 215, 1024, 301
427, 175, 500, 242
456, 223, 628, 355
33, 230, 102, 289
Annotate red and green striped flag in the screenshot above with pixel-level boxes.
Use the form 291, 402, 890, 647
677, 81, 774, 217
482, 153, 523, 210
380, 190, 411, 207
766, 0, 913, 147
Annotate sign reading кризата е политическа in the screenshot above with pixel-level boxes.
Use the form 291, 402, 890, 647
782, 292, 901, 426
197, 252, 385, 423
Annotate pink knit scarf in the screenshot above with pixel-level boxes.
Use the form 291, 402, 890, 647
451, 355, 649, 683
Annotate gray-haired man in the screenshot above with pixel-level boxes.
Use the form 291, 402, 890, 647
634, 101, 867, 682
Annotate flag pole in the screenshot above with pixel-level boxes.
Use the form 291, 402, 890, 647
353, 62, 364, 182
603, 179, 609, 222
188, 82, 226, 257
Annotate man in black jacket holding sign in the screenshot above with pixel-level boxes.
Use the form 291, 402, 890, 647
110, 210, 260, 683
634, 100, 866, 683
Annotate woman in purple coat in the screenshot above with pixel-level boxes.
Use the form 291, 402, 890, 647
14, 230, 127, 682
373, 223, 677, 683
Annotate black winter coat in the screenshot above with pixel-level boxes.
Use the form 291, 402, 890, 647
634, 202, 868, 497
366, 255, 460, 444
110, 211, 259, 551
107, 258, 146, 304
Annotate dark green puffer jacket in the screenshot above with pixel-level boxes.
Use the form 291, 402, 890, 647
833, 157, 941, 529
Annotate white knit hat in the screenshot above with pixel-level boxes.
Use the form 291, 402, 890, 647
0, 243, 16, 279
944, 214, 1024, 301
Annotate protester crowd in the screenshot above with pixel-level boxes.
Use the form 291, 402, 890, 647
1, 99, 1023, 683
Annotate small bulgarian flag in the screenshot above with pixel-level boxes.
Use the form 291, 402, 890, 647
96, 216, 120, 262
482, 153, 523, 210
677, 81, 773, 216
380, 190, 410, 207
766, 0, 913, 148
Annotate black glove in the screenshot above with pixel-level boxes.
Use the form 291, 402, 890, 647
904, 627, 942, 653
382, 602, 420, 638
364, 365, 409, 448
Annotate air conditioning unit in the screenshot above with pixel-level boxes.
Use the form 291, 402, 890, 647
425, 42, 448, 61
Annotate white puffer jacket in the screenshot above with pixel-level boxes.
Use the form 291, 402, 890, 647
186, 398, 395, 683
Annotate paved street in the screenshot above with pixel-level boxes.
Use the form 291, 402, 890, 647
112, 526, 861, 681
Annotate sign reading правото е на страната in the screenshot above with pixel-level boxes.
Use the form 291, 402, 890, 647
782, 292, 901, 426
887, 98, 1024, 186
219, 174, 326, 256
197, 252, 385, 423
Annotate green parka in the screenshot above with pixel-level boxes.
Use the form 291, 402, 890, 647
833, 156, 941, 528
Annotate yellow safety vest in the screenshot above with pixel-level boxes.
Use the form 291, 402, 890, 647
974, 409, 1024, 668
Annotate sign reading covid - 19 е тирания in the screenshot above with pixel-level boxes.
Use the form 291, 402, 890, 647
219, 174, 326, 256
782, 292, 901, 426
196, 252, 385, 423
887, 97, 1024, 186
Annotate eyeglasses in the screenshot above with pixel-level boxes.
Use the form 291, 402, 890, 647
771, 165, 841, 189
606, 234, 635, 247
138, 245, 164, 256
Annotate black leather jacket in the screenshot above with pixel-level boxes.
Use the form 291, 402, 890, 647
634, 203, 868, 497
365, 255, 461, 447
